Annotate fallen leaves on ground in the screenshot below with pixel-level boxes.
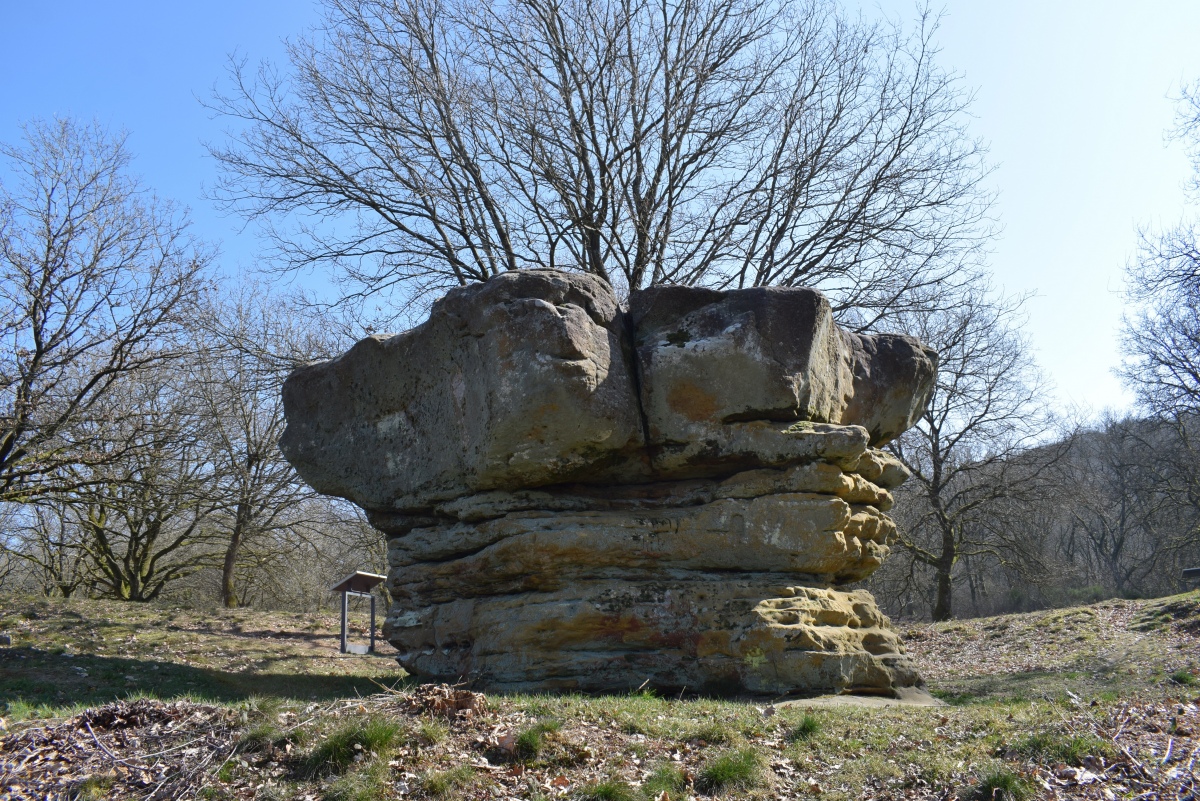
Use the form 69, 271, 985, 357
1, 699, 238, 800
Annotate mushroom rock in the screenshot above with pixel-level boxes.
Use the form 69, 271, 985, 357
281, 269, 938, 698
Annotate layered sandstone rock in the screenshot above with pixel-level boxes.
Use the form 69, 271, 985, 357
281, 270, 938, 697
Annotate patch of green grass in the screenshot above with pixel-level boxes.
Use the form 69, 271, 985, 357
641, 764, 686, 798
619, 716, 649, 735
420, 765, 477, 799
970, 767, 1034, 801
931, 688, 999, 706
1169, 669, 1197, 686
520, 695, 559, 717
696, 747, 764, 794
198, 787, 233, 800
785, 713, 822, 742
323, 760, 391, 801
572, 779, 638, 801
417, 718, 448, 745
70, 773, 114, 801
516, 718, 562, 761
686, 720, 734, 745
301, 718, 403, 777
1013, 731, 1115, 765
238, 722, 284, 753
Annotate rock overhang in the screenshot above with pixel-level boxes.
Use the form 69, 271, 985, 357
280, 269, 937, 515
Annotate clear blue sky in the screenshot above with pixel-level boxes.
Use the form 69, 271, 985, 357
4, 1, 1199, 418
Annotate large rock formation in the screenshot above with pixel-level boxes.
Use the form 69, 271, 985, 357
281, 270, 937, 697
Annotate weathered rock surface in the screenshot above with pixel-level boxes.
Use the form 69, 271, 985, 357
629, 284, 937, 477
280, 271, 645, 512
280, 269, 937, 698
386, 582, 922, 694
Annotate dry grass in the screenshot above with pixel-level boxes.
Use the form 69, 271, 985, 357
2, 591, 1199, 800
0, 596, 403, 718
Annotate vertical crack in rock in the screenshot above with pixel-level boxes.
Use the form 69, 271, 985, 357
619, 299, 655, 464
280, 269, 938, 699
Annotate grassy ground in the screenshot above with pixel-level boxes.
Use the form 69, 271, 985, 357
0, 596, 404, 718
2, 591, 1199, 800
903, 595, 1200, 704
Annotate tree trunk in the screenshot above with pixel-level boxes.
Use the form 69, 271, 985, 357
932, 520, 957, 621
221, 503, 250, 609
932, 567, 954, 622
221, 536, 239, 609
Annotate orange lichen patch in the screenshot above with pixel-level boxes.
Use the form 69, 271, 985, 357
695, 630, 733, 658
666, 380, 719, 421
568, 613, 698, 650
522, 403, 562, 441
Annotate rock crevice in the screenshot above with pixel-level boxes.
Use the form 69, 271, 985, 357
280, 269, 938, 697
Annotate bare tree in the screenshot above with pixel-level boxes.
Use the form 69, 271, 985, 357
209, 0, 991, 326
886, 284, 1060, 621
64, 366, 224, 602
0, 118, 208, 502
192, 283, 324, 608
1124, 83, 1200, 416
4, 500, 92, 597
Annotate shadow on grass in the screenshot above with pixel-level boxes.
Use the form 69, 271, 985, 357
931, 665, 1122, 706
0, 646, 414, 715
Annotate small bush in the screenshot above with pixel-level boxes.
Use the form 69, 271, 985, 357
971, 768, 1033, 801
785, 714, 822, 742
516, 719, 562, 761
641, 764, 686, 798
572, 779, 638, 801
696, 747, 764, 794
301, 718, 402, 777
420, 765, 476, 799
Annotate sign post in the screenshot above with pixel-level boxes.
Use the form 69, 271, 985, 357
330, 571, 387, 654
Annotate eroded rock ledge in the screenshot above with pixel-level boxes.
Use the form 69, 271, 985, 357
280, 270, 938, 697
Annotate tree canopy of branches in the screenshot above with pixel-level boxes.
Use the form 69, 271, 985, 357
1057, 416, 1195, 598
886, 285, 1059, 621
210, 0, 992, 327
0, 118, 208, 503
193, 283, 327, 608
1124, 84, 1200, 418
